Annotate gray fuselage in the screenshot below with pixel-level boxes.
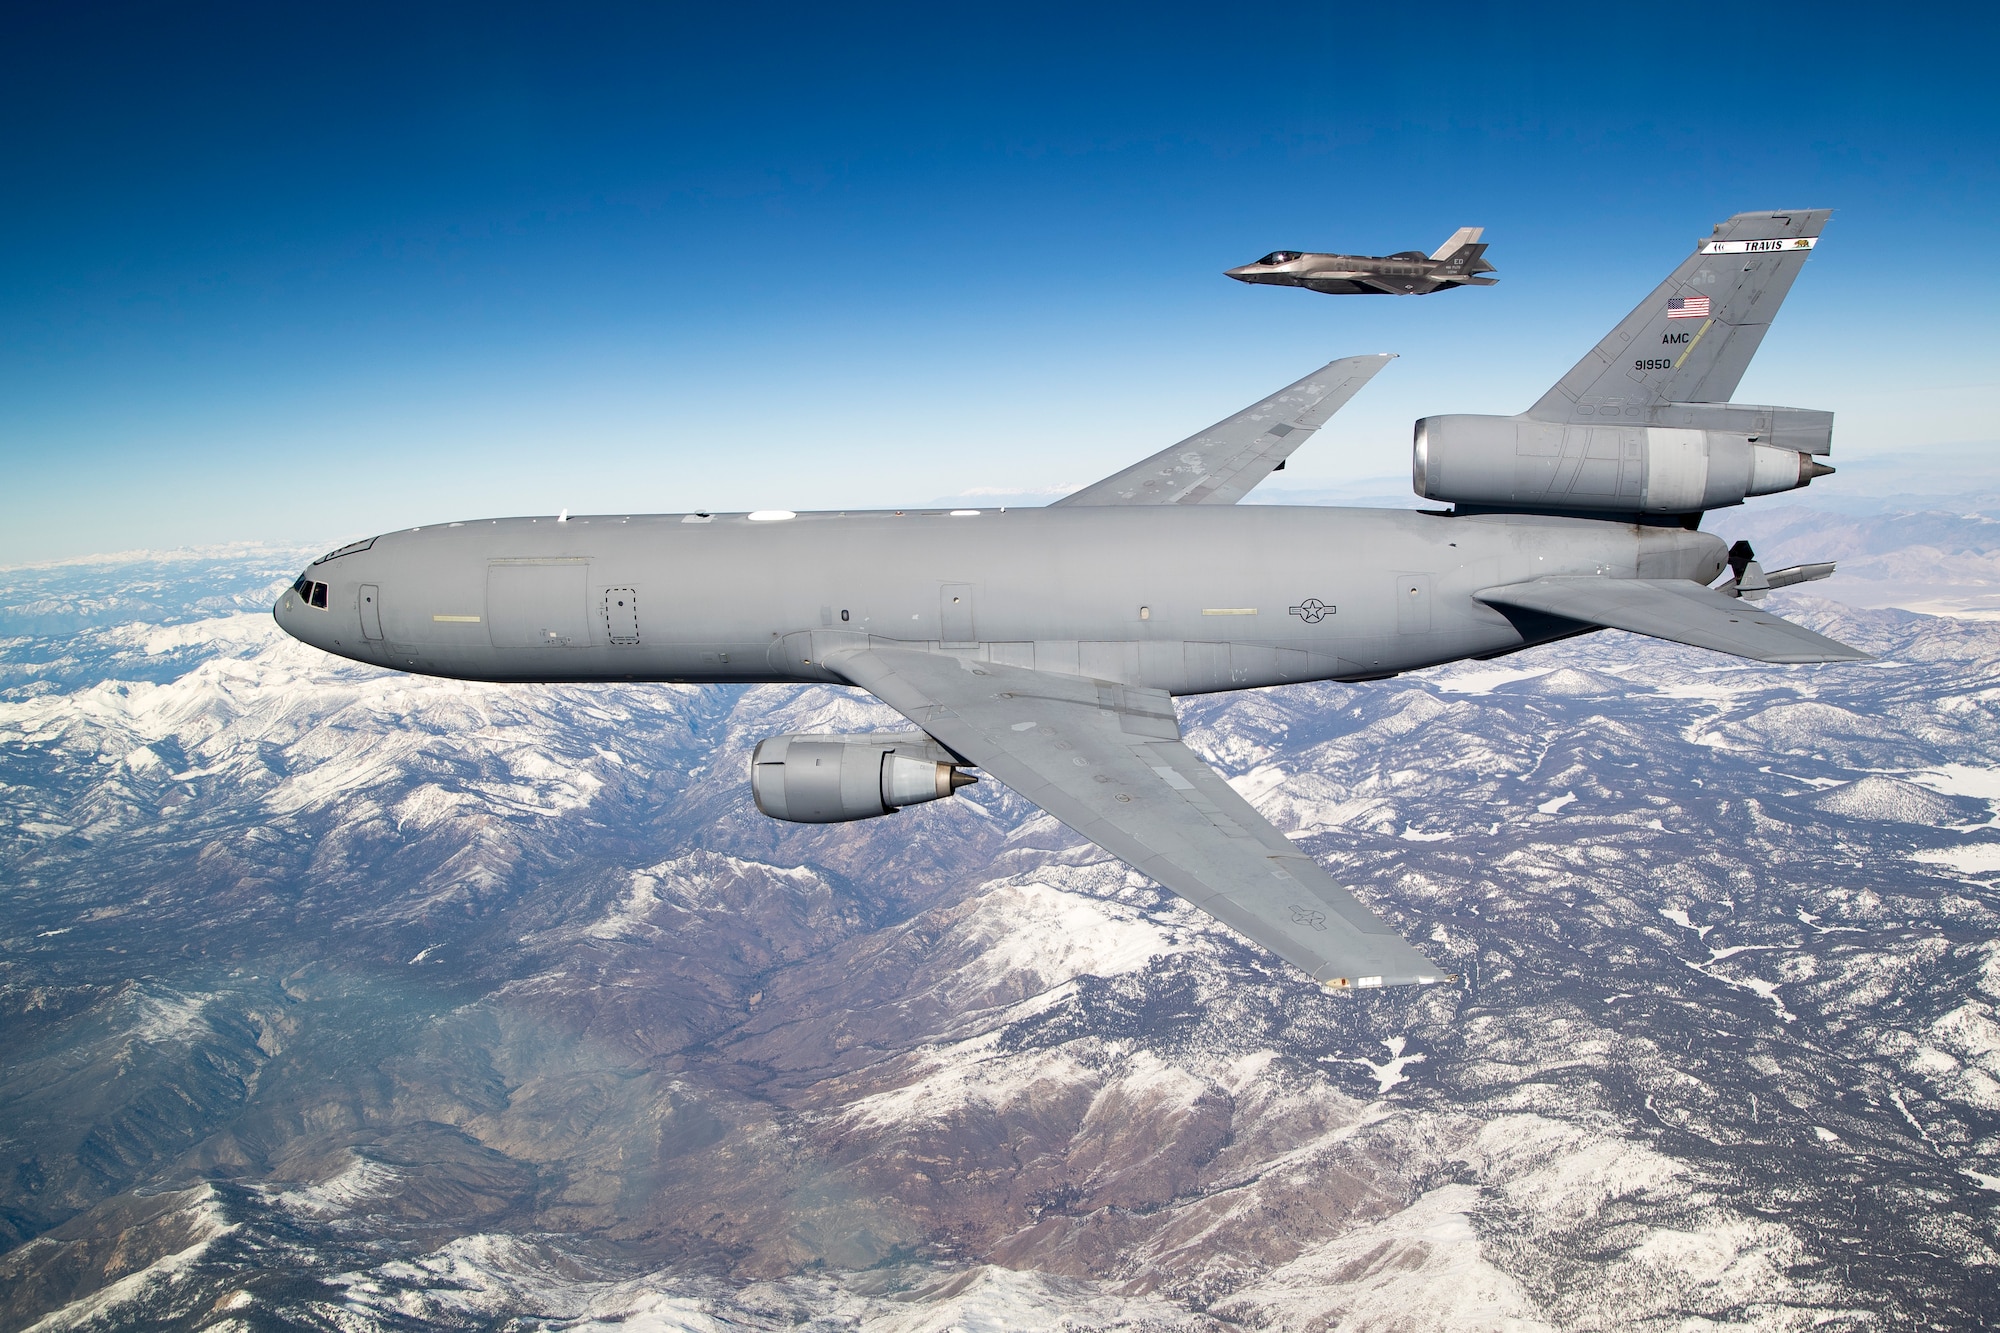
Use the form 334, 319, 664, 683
276, 506, 1727, 695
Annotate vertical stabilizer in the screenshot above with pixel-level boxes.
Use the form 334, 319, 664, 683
1429, 226, 1483, 261
1527, 210, 1830, 422
1435, 241, 1492, 282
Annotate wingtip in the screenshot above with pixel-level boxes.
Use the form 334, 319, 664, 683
1784, 644, 1873, 664
1322, 971, 1459, 992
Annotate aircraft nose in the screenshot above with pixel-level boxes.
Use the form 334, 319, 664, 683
273, 578, 305, 643
274, 569, 331, 647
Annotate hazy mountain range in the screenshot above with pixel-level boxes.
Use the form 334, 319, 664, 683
2, 491, 1998, 1330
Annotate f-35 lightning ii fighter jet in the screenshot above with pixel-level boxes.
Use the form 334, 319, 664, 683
1227, 226, 1497, 295
278, 210, 1851, 994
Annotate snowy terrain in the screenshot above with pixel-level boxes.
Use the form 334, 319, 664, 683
2, 503, 1998, 1331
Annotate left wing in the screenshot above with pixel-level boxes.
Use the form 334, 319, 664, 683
824, 646, 1447, 990
1053, 353, 1393, 508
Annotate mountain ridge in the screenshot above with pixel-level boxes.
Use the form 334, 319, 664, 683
2, 543, 1998, 1329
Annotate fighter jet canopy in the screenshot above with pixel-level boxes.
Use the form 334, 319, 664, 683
1255, 251, 1302, 266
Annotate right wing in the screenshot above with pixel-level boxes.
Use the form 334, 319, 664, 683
825, 646, 1448, 990
1053, 353, 1393, 508
1475, 576, 1868, 664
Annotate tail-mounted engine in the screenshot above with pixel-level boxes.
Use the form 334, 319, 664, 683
751, 732, 976, 824
1414, 404, 1833, 518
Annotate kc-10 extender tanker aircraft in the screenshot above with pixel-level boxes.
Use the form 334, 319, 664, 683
277, 210, 1856, 992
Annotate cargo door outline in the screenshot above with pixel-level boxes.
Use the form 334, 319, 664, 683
359, 584, 383, 641
488, 561, 591, 647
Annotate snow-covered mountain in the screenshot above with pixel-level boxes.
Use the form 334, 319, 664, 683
2, 515, 1997, 1331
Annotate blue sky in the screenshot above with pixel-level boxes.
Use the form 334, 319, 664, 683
3, 2, 1995, 564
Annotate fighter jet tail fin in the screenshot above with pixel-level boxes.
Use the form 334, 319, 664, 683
1431, 228, 1496, 284
1433, 241, 1495, 283
1429, 226, 1484, 261
1527, 209, 1830, 423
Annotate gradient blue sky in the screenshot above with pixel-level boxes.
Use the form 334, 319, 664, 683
4, 2, 1995, 564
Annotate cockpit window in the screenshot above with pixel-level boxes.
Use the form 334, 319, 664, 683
1258, 251, 1302, 266
292, 575, 329, 609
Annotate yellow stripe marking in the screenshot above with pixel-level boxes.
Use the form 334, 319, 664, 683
1673, 317, 1714, 370
433, 614, 482, 623
1201, 608, 1259, 616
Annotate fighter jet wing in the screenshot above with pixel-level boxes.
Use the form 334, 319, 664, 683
823, 646, 1448, 989
1053, 353, 1393, 507
1475, 577, 1869, 664
1338, 274, 1415, 296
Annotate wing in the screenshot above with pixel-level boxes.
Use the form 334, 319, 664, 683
1323, 275, 1410, 296
824, 646, 1448, 990
1475, 577, 1868, 664
1053, 353, 1394, 508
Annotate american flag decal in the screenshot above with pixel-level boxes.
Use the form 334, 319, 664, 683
1667, 295, 1710, 319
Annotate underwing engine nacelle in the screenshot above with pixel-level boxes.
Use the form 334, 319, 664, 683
1414, 405, 1834, 517
751, 732, 976, 823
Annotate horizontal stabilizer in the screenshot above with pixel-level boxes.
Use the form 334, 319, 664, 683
1475, 576, 1868, 664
